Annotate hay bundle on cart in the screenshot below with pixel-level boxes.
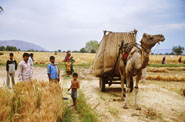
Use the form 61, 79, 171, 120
93, 29, 137, 77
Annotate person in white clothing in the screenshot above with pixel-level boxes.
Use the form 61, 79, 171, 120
28, 53, 34, 77
18, 53, 32, 82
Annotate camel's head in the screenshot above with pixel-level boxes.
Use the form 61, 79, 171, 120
141, 33, 165, 49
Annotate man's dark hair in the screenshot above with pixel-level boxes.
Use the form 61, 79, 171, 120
10, 53, 14, 56
30, 53, 33, 56
72, 72, 78, 77
50, 56, 55, 60
67, 50, 71, 53
23, 53, 29, 57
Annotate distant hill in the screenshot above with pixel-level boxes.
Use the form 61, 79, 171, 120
0, 40, 46, 51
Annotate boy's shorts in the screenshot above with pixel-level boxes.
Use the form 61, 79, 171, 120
71, 91, 77, 99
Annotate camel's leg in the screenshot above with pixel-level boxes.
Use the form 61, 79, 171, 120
123, 73, 131, 109
135, 73, 142, 110
120, 75, 125, 101
119, 58, 126, 101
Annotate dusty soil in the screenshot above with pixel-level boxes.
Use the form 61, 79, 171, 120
0, 66, 185, 122
78, 68, 185, 122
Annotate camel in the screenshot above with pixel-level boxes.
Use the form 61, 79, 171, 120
118, 33, 165, 110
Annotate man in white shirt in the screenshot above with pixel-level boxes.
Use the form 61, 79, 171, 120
18, 53, 32, 82
28, 53, 34, 77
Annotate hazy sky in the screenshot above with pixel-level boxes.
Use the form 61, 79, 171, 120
0, 0, 185, 51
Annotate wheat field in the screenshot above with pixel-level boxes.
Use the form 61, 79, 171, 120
0, 51, 96, 66
0, 51, 184, 65
0, 80, 63, 122
149, 55, 185, 64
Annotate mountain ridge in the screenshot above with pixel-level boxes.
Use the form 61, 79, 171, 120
0, 40, 46, 51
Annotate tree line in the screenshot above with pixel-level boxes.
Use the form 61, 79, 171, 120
0, 46, 21, 51
0, 41, 184, 55
57, 40, 99, 53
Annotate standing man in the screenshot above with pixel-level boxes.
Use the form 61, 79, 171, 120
18, 53, 32, 82
28, 53, 34, 77
6, 53, 17, 88
47, 56, 60, 83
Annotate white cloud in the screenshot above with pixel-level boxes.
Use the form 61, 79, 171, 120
0, 0, 184, 51
149, 23, 185, 31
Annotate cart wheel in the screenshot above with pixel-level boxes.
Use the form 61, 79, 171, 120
99, 77, 105, 92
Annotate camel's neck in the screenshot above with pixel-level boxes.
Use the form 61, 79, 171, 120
141, 47, 151, 69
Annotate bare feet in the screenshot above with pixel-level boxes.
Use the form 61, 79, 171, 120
135, 105, 141, 110
121, 96, 125, 101
123, 105, 129, 109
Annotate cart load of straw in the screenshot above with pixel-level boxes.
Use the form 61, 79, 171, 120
93, 29, 137, 77
0, 81, 63, 122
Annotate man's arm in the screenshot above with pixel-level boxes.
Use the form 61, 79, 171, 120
15, 60, 17, 70
77, 81, 80, 89
58, 67, 60, 81
18, 63, 23, 81
6, 60, 9, 72
68, 81, 73, 91
47, 65, 51, 81
48, 73, 51, 81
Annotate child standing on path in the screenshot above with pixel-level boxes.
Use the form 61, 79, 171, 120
47, 56, 60, 83
68, 73, 80, 110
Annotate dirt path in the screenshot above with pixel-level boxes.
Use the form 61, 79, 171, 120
78, 68, 185, 122
0, 66, 185, 122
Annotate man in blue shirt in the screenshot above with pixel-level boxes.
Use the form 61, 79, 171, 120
47, 56, 60, 83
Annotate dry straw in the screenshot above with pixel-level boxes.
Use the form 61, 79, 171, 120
0, 51, 96, 65
146, 75, 185, 82
0, 80, 63, 122
147, 67, 168, 73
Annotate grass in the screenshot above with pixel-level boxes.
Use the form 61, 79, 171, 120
61, 75, 98, 122
62, 103, 73, 122
148, 64, 185, 67
77, 90, 98, 122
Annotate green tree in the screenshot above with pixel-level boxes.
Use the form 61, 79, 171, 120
172, 45, 184, 55
85, 40, 99, 53
6, 46, 17, 51
58, 49, 61, 52
90, 49, 96, 53
72, 50, 79, 53
79, 48, 87, 53
0, 46, 6, 51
